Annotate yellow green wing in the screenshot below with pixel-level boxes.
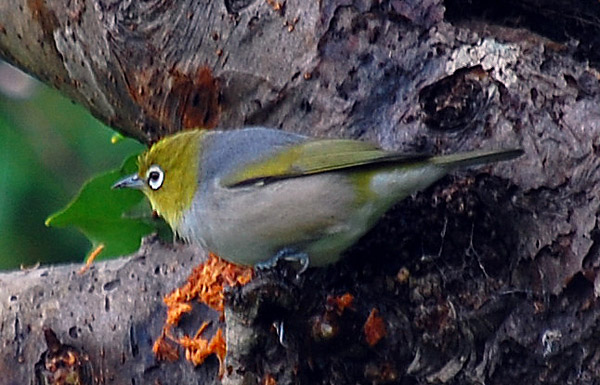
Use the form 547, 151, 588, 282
221, 139, 429, 187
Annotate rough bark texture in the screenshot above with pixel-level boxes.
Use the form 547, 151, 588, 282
0, 240, 225, 385
2, 0, 600, 384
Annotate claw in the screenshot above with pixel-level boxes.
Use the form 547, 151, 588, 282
273, 320, 288, 348
255, 257, 279, 271
295, 254, 310, 276
255, 249, 310, 277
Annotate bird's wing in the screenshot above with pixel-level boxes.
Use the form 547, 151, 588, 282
221, 139, 430, 187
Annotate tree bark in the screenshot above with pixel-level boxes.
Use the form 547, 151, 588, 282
2, 0, 600, 384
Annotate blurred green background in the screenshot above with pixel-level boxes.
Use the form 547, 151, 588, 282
0, 62, 144, 270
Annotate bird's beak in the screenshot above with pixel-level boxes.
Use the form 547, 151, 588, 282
112, 174, 145, 190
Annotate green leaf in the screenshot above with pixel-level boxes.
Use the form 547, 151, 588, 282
45, 153, 155, 260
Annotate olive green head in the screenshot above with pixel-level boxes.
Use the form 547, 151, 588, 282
113, 130, 203, 228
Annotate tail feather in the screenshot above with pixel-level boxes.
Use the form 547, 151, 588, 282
429, 148, 524, 169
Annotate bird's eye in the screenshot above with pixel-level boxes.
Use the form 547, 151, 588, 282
146, 165, 164, 190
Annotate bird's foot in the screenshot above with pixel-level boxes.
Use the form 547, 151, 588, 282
255, 249, 310, 277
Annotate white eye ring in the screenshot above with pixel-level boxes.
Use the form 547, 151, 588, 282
146, 165, 164, 190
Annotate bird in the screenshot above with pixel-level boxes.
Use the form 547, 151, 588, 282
113, 127, 522, 273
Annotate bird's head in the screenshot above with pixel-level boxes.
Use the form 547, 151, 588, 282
113, 130, 202, 228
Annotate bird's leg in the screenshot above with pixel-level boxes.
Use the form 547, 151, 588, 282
255, 248, 310, 276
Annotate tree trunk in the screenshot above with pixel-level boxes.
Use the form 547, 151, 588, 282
1, 0, 600, 384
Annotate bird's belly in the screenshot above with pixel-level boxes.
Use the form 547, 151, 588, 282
181, 173, 374, 267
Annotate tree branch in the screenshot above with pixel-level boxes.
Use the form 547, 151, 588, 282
2, 0, 600, 383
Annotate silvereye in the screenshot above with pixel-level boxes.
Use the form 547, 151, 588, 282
114, 127, 522, 272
